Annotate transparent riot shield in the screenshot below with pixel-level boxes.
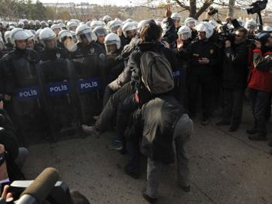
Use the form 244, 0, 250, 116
37, 59, 80, 141
8, 57, 43, 145
72, 53, 106, 124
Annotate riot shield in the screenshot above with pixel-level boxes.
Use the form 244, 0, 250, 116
7, 57, 44, 145
37, 59, 80, 141
72, 53, 106, 124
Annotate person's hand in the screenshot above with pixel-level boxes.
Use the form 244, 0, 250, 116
4, 94, 11, 101
225, 40, 231, 48
0, 100, 3, 109
165, 4, 172, 18
254, 40, 262, 49
1, 185, 13, 200
198, 57, 210, 64
177, 39, 184, 49
162, 41, 170, 48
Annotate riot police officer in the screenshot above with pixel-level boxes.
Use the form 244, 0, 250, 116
39, 28, 69, 61
0, 28, 40, 144
187, 22, 218, 124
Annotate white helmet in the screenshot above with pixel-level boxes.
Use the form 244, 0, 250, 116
263, 25, 272, 31
51, 24, 61, 31
39, 28, 56, 46
171, 12, 181, 21
209, 20, 218, 29
25, 30, 35, 41
67, 21, 78, 31
184, 17, 197, 28
108, 20, 122, 33
93, 26, 107, 37
122, 22, 137, 38
103, 15, 112, 23
245, 19, 257, 30
10, 28, 29, 45
58, 30, 73, 42
0, 38, 4, 51
75, 24, 93, 43
90, 21, 105, 29
4, 31, 11, 43
196, 22, 214, 39
177, 25, 192, 40
104, 33, 121, 53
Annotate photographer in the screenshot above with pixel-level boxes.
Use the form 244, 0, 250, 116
247, 32, 272, 141
216, 28, 249, 132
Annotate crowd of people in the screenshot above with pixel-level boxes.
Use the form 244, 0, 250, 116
1, 6, 272, 203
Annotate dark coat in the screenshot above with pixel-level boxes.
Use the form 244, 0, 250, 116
189, 38, 218, 77
222, 41, 249, 89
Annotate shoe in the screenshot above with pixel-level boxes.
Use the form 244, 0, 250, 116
248, 134, 266, 141
93, 115, 99, 120
179, 185, 191, 192
201, 118, 210, 126
246, 127, 257, 134
107, 140, 123, 151
142, 193, 158, 203
216, 120, 230, 126
81, 125, 100, 136
125, 166, 139, 179
229, 125, 239, 132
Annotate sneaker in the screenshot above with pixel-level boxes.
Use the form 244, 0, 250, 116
229, 125, 239, 132
201, 118, 210, 126
93, 115, 99, 120
107, 140, 123, 151
248, 133, 266, 141
81, 125, 100, 136
180, 185, 191, 193
125, 165, 140, 179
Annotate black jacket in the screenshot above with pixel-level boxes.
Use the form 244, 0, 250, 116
222, 41, 249, 89
189, 38, 218, 77
0, 109, 19, 160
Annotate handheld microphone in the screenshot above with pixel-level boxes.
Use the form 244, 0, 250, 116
17, 167, 59, 204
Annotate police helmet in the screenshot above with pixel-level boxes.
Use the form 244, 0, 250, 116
195, 22, 214, 39
108, 20, 122, 33
184, 17, 197, 28
104, 33, 121, 53
10, 28, 29, 45
67, 21, 78, 31
39, 28, 56, 47
122, 22, 137, 38
177, 25, 192, 40
75, 24, 93, 43
171, 12, 181, 21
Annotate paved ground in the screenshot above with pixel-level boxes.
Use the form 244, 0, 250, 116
22, 105, 272, 204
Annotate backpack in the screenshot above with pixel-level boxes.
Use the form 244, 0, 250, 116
140, 51, 174, 95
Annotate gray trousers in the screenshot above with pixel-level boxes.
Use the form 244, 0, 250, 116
146, 114, 193, 199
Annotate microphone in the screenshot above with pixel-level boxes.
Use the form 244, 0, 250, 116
17, 167, 59, 204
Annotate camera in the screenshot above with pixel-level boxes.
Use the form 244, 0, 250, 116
208, 6, 218, 16
247, 0, 268, 14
